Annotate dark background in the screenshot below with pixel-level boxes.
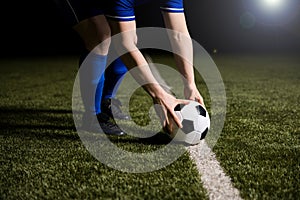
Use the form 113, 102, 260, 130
1, 0, 299, 57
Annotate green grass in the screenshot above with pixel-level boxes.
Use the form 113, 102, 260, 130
0, 56, 207, 199
212, 54, 300, 199
0, 53, 299, 199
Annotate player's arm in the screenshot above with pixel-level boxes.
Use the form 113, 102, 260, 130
162, 12, 204, 106
108, 19, 188, 128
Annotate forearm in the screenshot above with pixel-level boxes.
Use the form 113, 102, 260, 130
108, 20, 166, 99
117, 47, 186, 128
171, 38, 195, 87
120, 50, 167, 99
162, 12, 196, 87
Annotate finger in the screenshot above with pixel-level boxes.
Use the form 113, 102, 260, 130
177, 99, 190, 105
169, 109, 182, 128
154, 104, 168, 127
162, 106, 170, 126
198, 98, 206, 108
192, 95, 204, 106
196, 97, 203, 104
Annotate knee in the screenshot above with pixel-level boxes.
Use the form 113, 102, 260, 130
90, 17, 111, 53
93, 35, 111, 55
99, 26, 111, 43
99, 33, 111, 51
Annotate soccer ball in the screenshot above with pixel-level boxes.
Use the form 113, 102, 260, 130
168, 100, 210, 145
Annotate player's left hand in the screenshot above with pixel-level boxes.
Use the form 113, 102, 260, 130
184, 83, 205, 107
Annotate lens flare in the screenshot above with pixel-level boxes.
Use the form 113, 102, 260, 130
263, 0, 283, 8
243, 0, 299, 26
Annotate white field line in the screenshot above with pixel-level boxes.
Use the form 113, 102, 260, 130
187, 141, 243, 200
146, 55, 241, 199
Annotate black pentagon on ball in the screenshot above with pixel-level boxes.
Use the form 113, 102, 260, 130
196, 105, 206, 117
200, 127, 209, 140
181, 119, 195, 134
174, 103, 186, 111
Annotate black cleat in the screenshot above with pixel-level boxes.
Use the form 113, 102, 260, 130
80, 112, 126, 136
97, 113, 126, 136
101, 98, 131, 120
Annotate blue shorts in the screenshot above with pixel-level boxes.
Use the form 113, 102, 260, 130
54, 0, 105, 26
105, 0, 184, 21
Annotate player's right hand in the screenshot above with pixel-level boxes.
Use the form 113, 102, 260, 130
153, 91, 189, 130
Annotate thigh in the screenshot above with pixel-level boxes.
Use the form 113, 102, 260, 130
74, 15, 111, 53
54, 0, 105, 27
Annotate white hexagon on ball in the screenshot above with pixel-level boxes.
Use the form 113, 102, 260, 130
171, 100, 210, 145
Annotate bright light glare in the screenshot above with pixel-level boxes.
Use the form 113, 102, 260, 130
263, 0, 284, 9
243, 0, 298, 26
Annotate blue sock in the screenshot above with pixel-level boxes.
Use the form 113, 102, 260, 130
79, 50, 106, 115
102, 57, 128, 100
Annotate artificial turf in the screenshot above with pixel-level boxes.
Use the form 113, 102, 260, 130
212, 53, 300, 199
0, 56, 207, 199
0, 53, 299, 199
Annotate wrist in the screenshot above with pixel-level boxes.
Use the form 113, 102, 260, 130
184, 81, 197, 89
143, 83, 166, 100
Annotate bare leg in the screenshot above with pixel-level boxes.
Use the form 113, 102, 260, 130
73, 15, 111, 55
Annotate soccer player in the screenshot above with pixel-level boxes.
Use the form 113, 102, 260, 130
54, 0, 130, 136
104, 0, 205, 131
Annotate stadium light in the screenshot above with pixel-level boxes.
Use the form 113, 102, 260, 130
258, 0, 290, 15
263, 0, 283, 8
242, 0, 299, 26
